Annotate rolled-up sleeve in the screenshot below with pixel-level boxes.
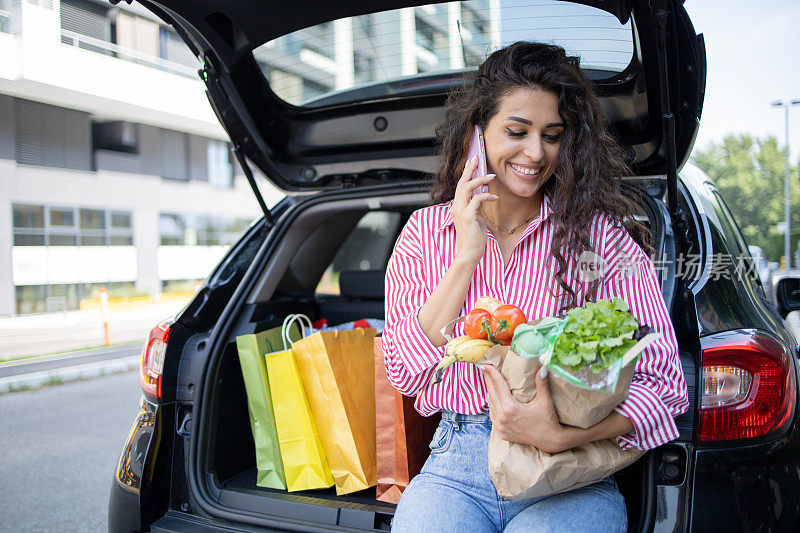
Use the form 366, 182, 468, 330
383, 212, 445, 396
598, 218, 689, 450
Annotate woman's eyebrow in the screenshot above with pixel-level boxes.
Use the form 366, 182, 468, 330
507, 116, 532, 125
507, 116, 565, 128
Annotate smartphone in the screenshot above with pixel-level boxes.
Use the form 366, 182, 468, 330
466, 125, 488, 198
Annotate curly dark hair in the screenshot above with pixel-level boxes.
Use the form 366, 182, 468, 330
431, 41, 652, 313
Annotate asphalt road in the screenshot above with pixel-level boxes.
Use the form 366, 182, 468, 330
0, 370, 141, 532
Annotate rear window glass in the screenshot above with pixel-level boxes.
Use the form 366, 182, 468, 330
253, 0, 633, 107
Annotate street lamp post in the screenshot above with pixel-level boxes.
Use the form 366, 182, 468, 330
771, 99, 800, 272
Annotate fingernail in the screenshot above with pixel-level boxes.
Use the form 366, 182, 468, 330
486, 174, 496, 178
491, 194, 499, 199
539, 366, 548, 379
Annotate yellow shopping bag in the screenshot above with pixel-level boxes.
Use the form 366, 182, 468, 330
265, 315, 334, 492
292, 326, 377, 495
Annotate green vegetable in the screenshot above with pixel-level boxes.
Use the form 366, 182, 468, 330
510, 317, 564, 359
551, 297, 639, 373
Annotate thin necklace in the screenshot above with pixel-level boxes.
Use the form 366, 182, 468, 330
481, 206, 538, 235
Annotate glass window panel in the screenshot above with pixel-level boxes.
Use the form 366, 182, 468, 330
110, 211, 132, 229
49, 208, 75, 227
16, 285, 47, 314
207, 140, 234, 189
316, 211, 402, 295
80, 235, 106, 246
13, 204, 45, 229
255, 0, 633, 107
49, 234, 78, 246
109, 235, 134, 245
80, 208, 106, 230
159, 213, 185, 245
14, 233, 45, 246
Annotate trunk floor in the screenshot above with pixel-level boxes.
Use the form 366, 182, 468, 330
222, 468, 398, 512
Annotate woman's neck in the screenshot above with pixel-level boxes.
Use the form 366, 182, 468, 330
481, 188, 543, 235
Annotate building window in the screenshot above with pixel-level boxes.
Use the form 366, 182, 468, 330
159, 213, 251, 246
302, 79, 329, 102
12, 204, 133, 246
354, 51, 375, 84
159, 129, 189, 181
158, 26, 197, 68
14, 99, 92, 171
48, 207, 78, 246
207, 140, 233, 189
60, 0, 112, 54
92, 121, 139, 154
12, 204, 45, 246
14, 282, 137, 314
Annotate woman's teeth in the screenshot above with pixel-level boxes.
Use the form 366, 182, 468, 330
510, 163, 540, 175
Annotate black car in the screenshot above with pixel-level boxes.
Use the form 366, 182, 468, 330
108, 0, 800, 531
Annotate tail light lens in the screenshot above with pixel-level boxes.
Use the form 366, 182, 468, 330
699, 331, 795, 442
140, 320, 172, 399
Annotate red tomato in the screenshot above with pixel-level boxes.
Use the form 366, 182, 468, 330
490, 305, 526, 345
464, 308, 492, 339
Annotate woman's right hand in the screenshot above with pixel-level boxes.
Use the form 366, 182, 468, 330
452, 156, 497, 264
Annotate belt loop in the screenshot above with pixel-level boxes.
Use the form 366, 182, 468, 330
452, 419, 460, 431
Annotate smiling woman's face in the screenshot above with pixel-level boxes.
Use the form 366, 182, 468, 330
483, 86, 564, 200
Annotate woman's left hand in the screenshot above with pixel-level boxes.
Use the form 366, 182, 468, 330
482, 364, 570, 454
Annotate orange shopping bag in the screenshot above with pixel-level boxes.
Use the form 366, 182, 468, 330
292, 319, 377, 495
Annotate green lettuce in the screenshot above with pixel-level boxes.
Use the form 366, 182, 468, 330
551, 298, 639, 373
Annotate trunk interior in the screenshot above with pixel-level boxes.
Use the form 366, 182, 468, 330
197, 186, 696, 531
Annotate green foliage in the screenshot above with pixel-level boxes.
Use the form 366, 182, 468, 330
692, 134, 800, 262
551, 298, 639, 372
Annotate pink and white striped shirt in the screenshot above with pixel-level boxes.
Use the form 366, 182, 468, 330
383, 191, 689, 451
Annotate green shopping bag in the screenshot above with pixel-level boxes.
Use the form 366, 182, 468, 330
235, 322, 299, 490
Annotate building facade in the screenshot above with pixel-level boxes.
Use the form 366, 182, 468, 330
0, 0, 498, 315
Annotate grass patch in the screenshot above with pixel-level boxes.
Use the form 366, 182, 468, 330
45, 374, 64, 386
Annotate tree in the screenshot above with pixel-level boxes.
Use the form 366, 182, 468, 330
691, 134, 800, 264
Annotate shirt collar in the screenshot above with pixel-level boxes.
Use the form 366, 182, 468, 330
437, 190, 553, 233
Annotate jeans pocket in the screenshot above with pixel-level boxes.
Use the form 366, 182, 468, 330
428, 423, 453, 454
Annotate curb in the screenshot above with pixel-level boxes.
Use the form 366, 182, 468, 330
0, 355, 140, 394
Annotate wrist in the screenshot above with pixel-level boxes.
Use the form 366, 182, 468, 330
453, 253, 480, 268
557, 425, 583, 453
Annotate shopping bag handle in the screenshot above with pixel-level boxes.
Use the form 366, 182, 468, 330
620, 331, 662, 367
282, 313, 314, 349
439, 316, 465, 342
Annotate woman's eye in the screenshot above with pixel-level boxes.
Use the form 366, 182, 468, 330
543, 133, 562, 143
506, 129, 526, 138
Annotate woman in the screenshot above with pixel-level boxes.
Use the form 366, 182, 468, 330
382, 42, 688, 532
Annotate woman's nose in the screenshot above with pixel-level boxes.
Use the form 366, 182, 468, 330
523, 137, 545, 162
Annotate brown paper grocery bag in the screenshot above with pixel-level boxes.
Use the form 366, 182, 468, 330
480, 345, 645, 500
291, 328, 378, 495
374, 336, 441, 504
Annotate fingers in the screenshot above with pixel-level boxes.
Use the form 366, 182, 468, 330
456, 174, 495, 209
466, 191, 498, 215
534, 365, 552, 403
483, 365, 517, 413
482, 366, 499, 407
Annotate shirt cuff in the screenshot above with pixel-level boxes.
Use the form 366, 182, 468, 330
391, 306, 445, 376
613, 381, 681, 451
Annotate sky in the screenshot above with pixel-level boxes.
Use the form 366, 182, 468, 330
683, 0, 800, 160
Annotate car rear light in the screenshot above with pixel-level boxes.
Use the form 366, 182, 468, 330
699, 331, 795, 442
140, 320, 172, 399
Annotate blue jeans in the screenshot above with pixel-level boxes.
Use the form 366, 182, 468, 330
391, 411, 628, 532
